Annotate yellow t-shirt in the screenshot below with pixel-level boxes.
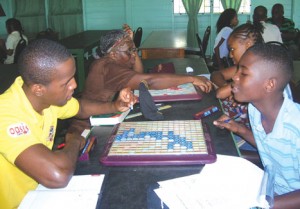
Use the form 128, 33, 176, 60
0, 77, 79, 209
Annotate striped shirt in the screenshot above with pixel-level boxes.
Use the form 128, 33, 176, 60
248, 96, 300, 195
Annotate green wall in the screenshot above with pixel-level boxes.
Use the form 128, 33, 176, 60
1, 0, 300, 56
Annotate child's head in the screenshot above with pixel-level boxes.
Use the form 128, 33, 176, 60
6, 18, 23, 34
227, 23, 264, 64
232, 43, 293, 103
216, 8, 238, 33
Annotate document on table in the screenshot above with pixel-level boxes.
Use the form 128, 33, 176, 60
154, 155, 272, 209
18, 174, 105, 209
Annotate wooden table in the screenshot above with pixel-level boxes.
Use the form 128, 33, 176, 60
74, 58, 239, 209
139, 30, 187, 59
60, 30, 112, 92
142, 57, 208, 75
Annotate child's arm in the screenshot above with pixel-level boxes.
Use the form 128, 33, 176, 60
215, 84, 232, 99
213, 114, 256, 147
273, 190, 300, 209
211, 65, 237, 86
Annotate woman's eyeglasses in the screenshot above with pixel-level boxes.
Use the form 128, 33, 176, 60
117, 48, 138, 56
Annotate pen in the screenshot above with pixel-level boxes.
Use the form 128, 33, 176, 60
224, 107, 242, 123
223, 112, 242, 123
57, 143, 65, 149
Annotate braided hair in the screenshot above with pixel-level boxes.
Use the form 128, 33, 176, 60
229, 23, 264, 44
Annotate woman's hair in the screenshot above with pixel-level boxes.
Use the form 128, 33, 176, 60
229, 23, 264, 44
216, 8, 237, 33
96, 30, 129, 57
6, 18, 24, 36
18, 39, 72, 85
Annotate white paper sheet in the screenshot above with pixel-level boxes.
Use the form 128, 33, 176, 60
18, 175, 104, 209
154, 155, 270, 209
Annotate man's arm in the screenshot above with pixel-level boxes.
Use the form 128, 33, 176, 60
15, 133, 85, 188
274, 190, 300, 209
75, 87, 137, 119
211, 65, 237, 87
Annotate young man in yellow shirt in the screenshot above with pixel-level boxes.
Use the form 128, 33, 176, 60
0, 39, 136, 209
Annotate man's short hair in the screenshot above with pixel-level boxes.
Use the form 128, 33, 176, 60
18, 39, 72, 85
247, 43, 293, 90
253, 6, 267, 22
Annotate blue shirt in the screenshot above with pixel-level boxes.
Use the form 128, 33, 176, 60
248, 96, 300, 195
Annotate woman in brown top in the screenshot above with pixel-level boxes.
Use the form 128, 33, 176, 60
69, 25, 212, 133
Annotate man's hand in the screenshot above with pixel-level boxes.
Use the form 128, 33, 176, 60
213, 114, 254, 146
114, 87, 138, 112
192, 76, 213, 93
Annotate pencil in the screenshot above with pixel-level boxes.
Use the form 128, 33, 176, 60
224, 112, 242, 123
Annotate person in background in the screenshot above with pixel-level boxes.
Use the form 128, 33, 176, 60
212, 8, 238, 70
252, 5, 282, 43
68, 24, 212, 134
214, 43, 300, 209
0, 18, 28, 64
0, 39, 137, 209
266, 3, 300, 59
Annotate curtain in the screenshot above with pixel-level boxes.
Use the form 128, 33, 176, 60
14, 0, 46, 40
220, 0, 242, 11
48, 0, 83, 39
182, 0, 203, 48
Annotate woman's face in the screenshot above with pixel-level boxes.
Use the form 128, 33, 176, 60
113, 38, 137, 68
227, 36, 252, 65
231, 15, 239, 27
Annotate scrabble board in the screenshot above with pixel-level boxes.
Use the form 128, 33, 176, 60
134, 83, 202, 102
99, 120, 216, 166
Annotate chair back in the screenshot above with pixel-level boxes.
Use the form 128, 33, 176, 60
14, 36, 27, 64
202, 26, 211, 57
133, 27, 143, 48
196, 33, 204, 58
266, 41, 288, 50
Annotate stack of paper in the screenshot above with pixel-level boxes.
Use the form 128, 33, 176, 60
18, 175, 105, 209
154, 155, 272, 209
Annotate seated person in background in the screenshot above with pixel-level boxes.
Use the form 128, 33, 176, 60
214, 43, 300, 209
0, 18, 28, 64
212, 8, 238, 70
68, 25, 212, 134
211, 23, 264, 152
252, 5, 282, 43
266, 3, 300, 59
0, 39, 136, 209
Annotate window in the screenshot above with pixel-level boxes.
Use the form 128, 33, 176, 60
173, 0, 251, 14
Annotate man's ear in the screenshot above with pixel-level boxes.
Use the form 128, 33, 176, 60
265, 78, 276, 93
32, 84, 45, 97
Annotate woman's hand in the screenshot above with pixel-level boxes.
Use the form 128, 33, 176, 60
114, 87, 138, 112
123, 24, 134, 40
